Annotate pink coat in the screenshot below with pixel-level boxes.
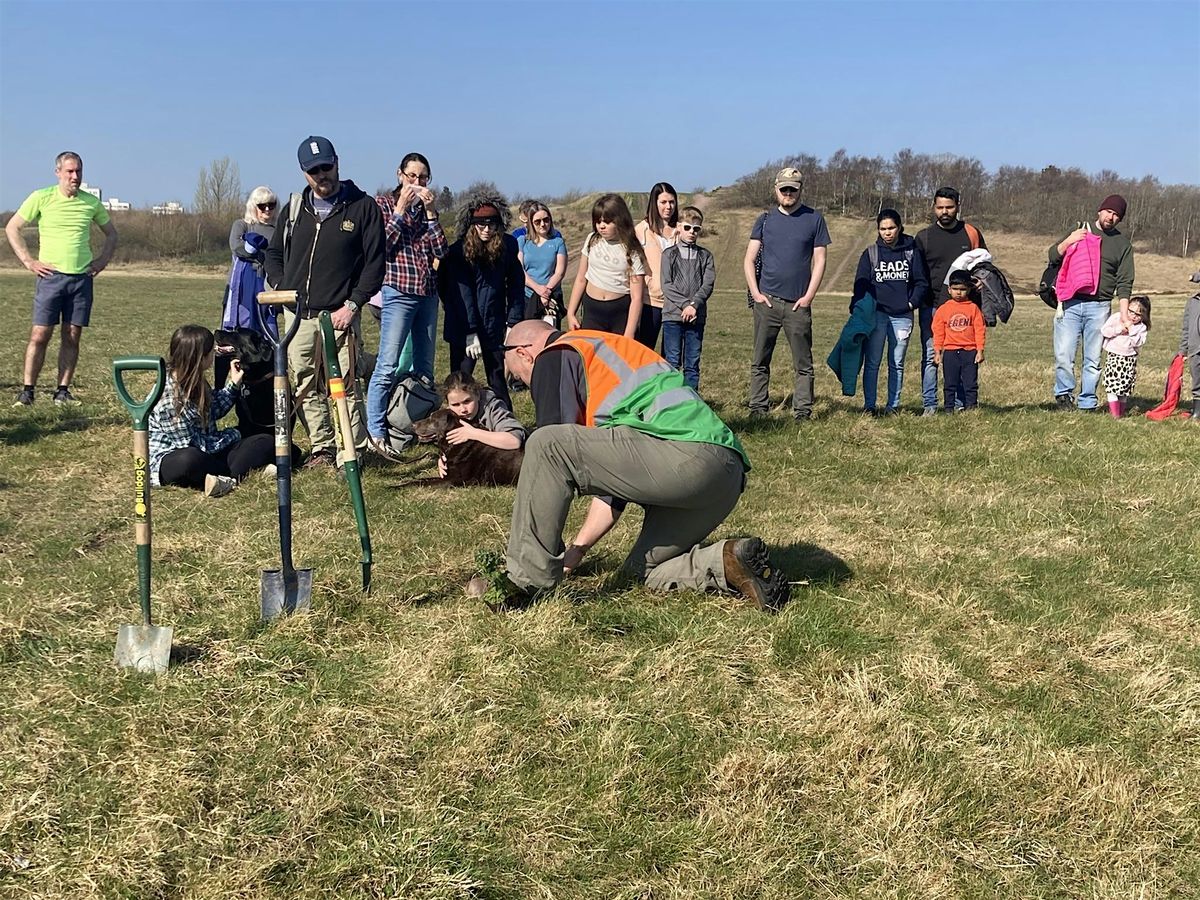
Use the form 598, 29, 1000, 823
1055, 227, 1102, 302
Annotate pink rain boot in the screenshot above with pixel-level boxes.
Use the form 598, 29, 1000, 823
1108, 399, 1123, 418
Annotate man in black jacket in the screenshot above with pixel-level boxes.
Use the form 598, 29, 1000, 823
265, 136, 384, 466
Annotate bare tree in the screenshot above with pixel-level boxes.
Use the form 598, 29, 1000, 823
194, 157, 243, 219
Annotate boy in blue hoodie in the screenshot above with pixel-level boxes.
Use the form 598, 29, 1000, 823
850, 209, 929, 415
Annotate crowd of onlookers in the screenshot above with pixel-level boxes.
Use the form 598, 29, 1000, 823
7, 146, 1199, 501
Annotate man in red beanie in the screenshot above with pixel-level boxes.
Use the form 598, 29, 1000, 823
1047, 194, 1135, 411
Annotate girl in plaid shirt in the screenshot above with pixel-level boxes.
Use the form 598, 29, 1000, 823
148, 325, 274, 497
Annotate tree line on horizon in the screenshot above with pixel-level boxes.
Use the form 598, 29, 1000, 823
716, 148, 1199, 258
2, 150, 1197, 266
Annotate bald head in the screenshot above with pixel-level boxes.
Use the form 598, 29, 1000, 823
503, 319, 556, 386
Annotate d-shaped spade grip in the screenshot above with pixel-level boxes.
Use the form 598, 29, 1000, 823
112, 357, 167, 430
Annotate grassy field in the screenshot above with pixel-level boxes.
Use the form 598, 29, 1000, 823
1, 270, 1198, 899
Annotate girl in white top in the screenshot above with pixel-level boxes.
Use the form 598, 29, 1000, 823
633, 181, 679, 349
567, 193, 648, 340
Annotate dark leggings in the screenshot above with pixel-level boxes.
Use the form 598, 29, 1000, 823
582, 292, 631, 335
449, 342, 512, 410
636, 304, 662, 351
158, 433, 275, 490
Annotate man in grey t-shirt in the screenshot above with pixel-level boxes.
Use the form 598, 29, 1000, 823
743, 168, 831, 420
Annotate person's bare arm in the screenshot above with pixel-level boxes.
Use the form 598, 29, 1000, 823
624, 274, 645, 340
567, 253, 588, 330
90, 220, 119, 275
5, 214, 54, 276
564, 497, 623, 575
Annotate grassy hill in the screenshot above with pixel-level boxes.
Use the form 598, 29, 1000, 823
2, 271, 1198, 897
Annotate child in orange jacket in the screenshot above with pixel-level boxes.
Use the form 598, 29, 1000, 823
932, 270, 986, 411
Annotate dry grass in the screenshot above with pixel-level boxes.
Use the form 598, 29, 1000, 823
1, 272, 1199, 898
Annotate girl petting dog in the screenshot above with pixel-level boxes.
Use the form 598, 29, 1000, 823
1101, 295, 1151, 418
148, 325, 274, 497
435, 372, 525, 479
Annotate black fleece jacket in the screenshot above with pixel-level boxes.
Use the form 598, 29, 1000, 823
264, 180, 385, 314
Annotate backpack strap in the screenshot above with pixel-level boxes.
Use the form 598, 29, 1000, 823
965, 222, 981, 250
868, 243, 878, 270
282, 191, 303, 266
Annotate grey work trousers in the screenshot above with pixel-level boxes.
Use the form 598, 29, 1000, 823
749, 299, 814, 416
506, 425, 745, 592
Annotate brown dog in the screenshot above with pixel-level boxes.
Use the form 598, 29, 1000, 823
411, 407, 524, 486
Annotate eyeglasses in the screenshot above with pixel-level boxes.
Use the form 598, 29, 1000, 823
306, 163, 335, 175
532, 217, 551, 225
501, 342, 533, 353
778, 186, 800, 194
257, 202, 277, 211
681, 224, 702, 233
401, 171, 431, 184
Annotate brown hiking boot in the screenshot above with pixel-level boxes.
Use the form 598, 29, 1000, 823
302, 448, 336, 469
722, 537, 789, 612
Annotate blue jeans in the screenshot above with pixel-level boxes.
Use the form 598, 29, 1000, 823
863, 310, 913, 410
1053, 299, 1110, 408
662, 319, 705, 389
366, 287, 438, 437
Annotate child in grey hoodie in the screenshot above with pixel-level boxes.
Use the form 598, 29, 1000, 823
660, 206, 715, 389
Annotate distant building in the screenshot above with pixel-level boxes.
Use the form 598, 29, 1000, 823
152, 201, 184, 216
80, 182, 102, 200
103, 198, 131, 212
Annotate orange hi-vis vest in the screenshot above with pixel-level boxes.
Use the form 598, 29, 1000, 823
549, 330, 750, 469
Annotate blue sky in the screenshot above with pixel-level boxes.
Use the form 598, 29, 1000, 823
1, 0, 1197, 211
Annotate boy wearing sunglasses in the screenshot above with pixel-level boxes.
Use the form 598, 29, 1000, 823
659, 206, 715, 389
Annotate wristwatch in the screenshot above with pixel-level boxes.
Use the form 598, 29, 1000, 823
345, 300, 359, 314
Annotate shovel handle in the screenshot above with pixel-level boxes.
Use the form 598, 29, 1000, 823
112, 357, 167, 430
257, 294, 304, 353
257, 290, 299, 306
318, 313, 373, 590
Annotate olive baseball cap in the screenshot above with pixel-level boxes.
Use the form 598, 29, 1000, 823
774, 168, 803, 189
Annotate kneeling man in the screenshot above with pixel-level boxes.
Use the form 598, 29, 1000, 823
477, 319, 789, 611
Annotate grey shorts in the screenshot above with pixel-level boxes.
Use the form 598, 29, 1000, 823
33, 272, 94, 327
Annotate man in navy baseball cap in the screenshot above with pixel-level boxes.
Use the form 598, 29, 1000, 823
297, 135, 337, 172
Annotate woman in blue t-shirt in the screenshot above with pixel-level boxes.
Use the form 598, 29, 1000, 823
516, 202, 567, 327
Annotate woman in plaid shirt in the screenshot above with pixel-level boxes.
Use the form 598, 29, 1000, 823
148, 325, 274, 497
366, 152, 449, 460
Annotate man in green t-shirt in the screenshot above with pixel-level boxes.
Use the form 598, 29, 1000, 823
5, 151, 118, 406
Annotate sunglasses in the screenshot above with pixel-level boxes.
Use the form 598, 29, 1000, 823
532, 217, 551, 225
681, 224, 702, 233
257, 202, 277, 211
472, 218, 501, 229
501, 342, 533, 353
306, 163, 335, 175
778, 186, 800, 194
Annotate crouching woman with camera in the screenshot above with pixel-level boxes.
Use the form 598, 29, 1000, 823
148, 325, 274, 498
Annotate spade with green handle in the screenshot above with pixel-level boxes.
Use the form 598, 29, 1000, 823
112, 356, 172, 674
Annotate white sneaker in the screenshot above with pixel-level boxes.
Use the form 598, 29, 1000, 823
204, 474, 237, 498
261, 464, 278, 480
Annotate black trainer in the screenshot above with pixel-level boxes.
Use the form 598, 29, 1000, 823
1055, 394, 1074, 410
13, 388, 34, 407
723, 537, 790, 612
52, 387, 81, 406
